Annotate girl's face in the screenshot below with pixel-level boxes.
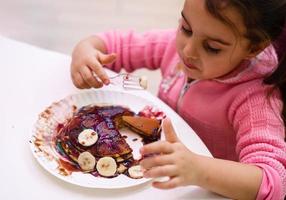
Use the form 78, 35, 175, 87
176, 0, 254, 80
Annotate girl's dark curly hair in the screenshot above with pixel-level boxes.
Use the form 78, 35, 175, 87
205, 0, 286, 134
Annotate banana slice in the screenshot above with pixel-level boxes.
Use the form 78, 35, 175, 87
139, 76, 148, 89
78, 151, 96, 172
96, 157, 117, 177
78, 129, 98, 146
128, 165, 143, 179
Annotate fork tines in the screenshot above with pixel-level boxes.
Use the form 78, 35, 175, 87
122, 74, 145, 90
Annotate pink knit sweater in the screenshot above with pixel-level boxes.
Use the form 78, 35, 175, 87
98, 29, 286, 200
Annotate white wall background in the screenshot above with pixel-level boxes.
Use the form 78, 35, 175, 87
0, 0, 184, 94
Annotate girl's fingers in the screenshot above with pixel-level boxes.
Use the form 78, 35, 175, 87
140, 141, 173, 155
140, 154, 174, 170
98, 52, 117, 65
143, 165, 177, 178
152, 176, 181, 190
72, 71, 90, 89
86, 56, 110, 85
80, 66, 103, 88
163, 118, 180, 143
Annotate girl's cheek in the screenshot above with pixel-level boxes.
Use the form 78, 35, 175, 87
176, 34, 184, 53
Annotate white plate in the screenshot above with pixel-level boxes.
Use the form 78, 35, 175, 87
30, 89, 211, 189
30, 89, 164, 189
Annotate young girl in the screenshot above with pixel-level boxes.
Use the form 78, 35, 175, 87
70, 0, 286, 199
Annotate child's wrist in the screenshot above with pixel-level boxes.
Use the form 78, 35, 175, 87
191, 154, 210, 187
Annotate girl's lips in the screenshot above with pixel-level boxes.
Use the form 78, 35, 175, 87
183, 60, 198, 70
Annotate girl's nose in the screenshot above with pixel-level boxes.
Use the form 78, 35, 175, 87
183, 38, 199, 60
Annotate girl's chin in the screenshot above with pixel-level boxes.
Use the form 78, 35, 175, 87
182, 66, 201, 79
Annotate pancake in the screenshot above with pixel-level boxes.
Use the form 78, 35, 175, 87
122, 116, 161, 141
55, 105, 162, 177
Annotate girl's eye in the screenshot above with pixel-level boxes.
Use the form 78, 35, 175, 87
180, 24, 193, 36
204, 43, 221, 54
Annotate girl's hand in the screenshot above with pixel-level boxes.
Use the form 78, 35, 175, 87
140, 118, 200, 189
71, 38, 116, 89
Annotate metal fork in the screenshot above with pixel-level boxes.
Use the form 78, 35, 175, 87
108, 73, 148, 90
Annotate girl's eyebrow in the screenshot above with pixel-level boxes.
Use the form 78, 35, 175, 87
181, 11, 232, 46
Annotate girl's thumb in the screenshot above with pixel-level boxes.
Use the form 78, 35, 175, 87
99, 52, 117, 65
162, 118, 179, 143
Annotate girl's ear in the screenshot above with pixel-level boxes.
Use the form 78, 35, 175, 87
246, 41, 270, 59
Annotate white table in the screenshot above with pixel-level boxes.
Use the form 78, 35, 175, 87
0, 36, 226, 200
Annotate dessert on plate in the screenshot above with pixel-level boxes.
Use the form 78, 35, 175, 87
54, 105, 164, 179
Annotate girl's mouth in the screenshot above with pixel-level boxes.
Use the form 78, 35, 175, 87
183, 60, 198, 70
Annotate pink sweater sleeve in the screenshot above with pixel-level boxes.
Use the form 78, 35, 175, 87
96, 29, 177, 73
229, 84, 286, 200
